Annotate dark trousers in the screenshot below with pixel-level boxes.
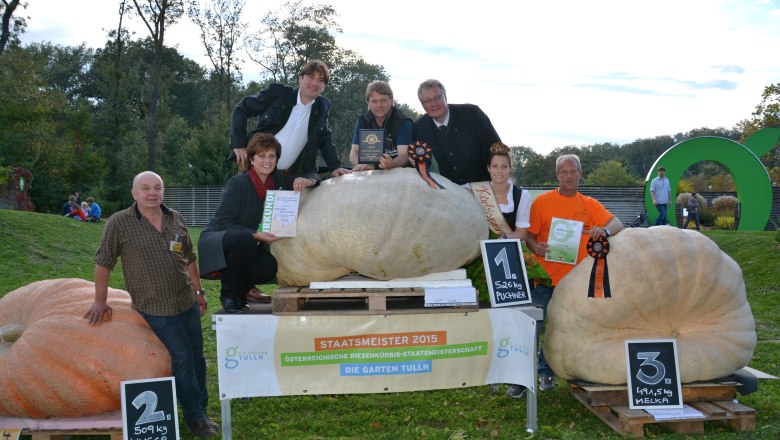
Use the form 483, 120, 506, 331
140, 303, 207, 422
220, 229, 278, 301
684, 212, 700, 230
532, 284, 555, 376
653, 203, 669, 225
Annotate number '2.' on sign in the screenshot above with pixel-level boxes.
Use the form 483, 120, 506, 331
480, 239, 532, 307
121, 376, 179, 440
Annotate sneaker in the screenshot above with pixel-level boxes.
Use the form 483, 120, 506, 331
184, 418, 217, 438
506, 384, 527, 398
540, 374, 556, 391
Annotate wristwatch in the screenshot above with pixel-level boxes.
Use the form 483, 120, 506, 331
603, 228, 611, 237
195, 289, 206, 297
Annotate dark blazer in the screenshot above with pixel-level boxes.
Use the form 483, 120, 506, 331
198, 170, 302, 276
412, 103, 500, 185
230, 83, 342, 179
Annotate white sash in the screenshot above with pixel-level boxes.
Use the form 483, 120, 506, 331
470, 181, 514, 237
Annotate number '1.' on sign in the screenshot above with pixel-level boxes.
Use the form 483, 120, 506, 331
480, 239, 532, 307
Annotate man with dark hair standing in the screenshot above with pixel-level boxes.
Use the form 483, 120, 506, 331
84, 171, 217, 439
412, 79, 500, 185
229, 59, 350, 179
650, 166, 671, 225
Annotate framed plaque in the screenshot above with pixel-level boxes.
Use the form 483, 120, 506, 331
358, 129, 385, 164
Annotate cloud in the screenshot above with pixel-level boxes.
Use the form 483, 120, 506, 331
712, 65, 745, 74
574, 82, 680, 96
675, 79, 738, 90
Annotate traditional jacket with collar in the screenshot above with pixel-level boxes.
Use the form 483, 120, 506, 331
412, 103, 500, 185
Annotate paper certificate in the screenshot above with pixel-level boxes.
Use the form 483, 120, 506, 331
545, 217, 583, 265
260, 190, 300, 237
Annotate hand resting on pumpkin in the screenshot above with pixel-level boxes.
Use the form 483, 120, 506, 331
84, 301, 112, 325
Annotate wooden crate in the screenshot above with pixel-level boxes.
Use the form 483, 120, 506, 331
272, 286, 479, 315
569, 381, 756, 437
0, 411, 123, 440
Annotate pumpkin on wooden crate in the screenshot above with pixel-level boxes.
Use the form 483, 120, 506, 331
0, 278, 171, 418
544, 227, 756, 384
271, 168, 489, 285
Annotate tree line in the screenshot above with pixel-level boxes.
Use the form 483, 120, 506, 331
1, 0, 778, 216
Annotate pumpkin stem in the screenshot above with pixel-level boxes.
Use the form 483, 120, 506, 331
0, 324, 24, 353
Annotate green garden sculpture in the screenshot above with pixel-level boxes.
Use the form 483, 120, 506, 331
645, 128, 779, 230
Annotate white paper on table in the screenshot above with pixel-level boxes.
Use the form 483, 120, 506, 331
646, 405, 705, 421
424, 287, 478, 307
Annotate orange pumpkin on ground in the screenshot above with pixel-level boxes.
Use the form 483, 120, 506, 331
0, 278, 171, 418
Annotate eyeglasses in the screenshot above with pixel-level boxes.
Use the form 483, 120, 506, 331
421, 94, 444, 106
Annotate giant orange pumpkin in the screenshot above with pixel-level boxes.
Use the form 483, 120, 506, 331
0, 279, 171, 418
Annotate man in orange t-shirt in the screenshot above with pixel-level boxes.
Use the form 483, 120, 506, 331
525, 154, 623, 392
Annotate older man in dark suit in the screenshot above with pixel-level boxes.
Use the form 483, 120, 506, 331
412, 79, 501, 185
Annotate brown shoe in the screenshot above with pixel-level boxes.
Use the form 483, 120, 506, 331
247, 286, 272, 303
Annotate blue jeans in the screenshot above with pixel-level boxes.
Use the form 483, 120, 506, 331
140, 303, 208, 422
653, 203, 669, 225
532, 284, 555, 377
684, 212, 700, 230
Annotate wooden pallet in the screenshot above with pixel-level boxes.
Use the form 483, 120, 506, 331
0, 411, 123, 440
24, 428, 122, 439
272, 286, 479, 315
570, 381, 756, 437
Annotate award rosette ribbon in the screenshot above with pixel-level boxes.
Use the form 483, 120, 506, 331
586, 236, 611, 299
408, 141, 444, 189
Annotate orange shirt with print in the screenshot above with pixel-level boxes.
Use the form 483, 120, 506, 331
528, 190, 614, 286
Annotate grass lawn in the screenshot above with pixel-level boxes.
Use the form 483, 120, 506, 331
0, 210, 778, 439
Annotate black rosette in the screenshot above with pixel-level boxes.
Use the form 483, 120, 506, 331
586, 236, 611, 298
407, 141, 444, 189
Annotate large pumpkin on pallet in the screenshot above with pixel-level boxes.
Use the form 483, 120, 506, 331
0, 279, 171, 418
271, 168, 489, 286
544, 227, 756, 384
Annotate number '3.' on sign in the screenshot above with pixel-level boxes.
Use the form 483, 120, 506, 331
624, 339, 683, 409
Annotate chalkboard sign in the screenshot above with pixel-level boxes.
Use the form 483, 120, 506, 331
625, 339, 683, 409
0, 429, 20, 440
121, 377, 179, 440
480, 239, 532, 307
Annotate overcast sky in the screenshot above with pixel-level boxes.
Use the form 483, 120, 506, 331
18, 0, 780, 155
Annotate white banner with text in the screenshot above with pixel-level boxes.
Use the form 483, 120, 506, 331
215, 309, 536, 399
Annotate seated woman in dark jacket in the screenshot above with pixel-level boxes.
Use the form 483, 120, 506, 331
198, 132, 318, 313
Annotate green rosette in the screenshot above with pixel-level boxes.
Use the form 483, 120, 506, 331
466, 231, 552, 304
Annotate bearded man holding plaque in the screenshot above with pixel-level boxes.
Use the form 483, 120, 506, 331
525, 153, 624, 392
